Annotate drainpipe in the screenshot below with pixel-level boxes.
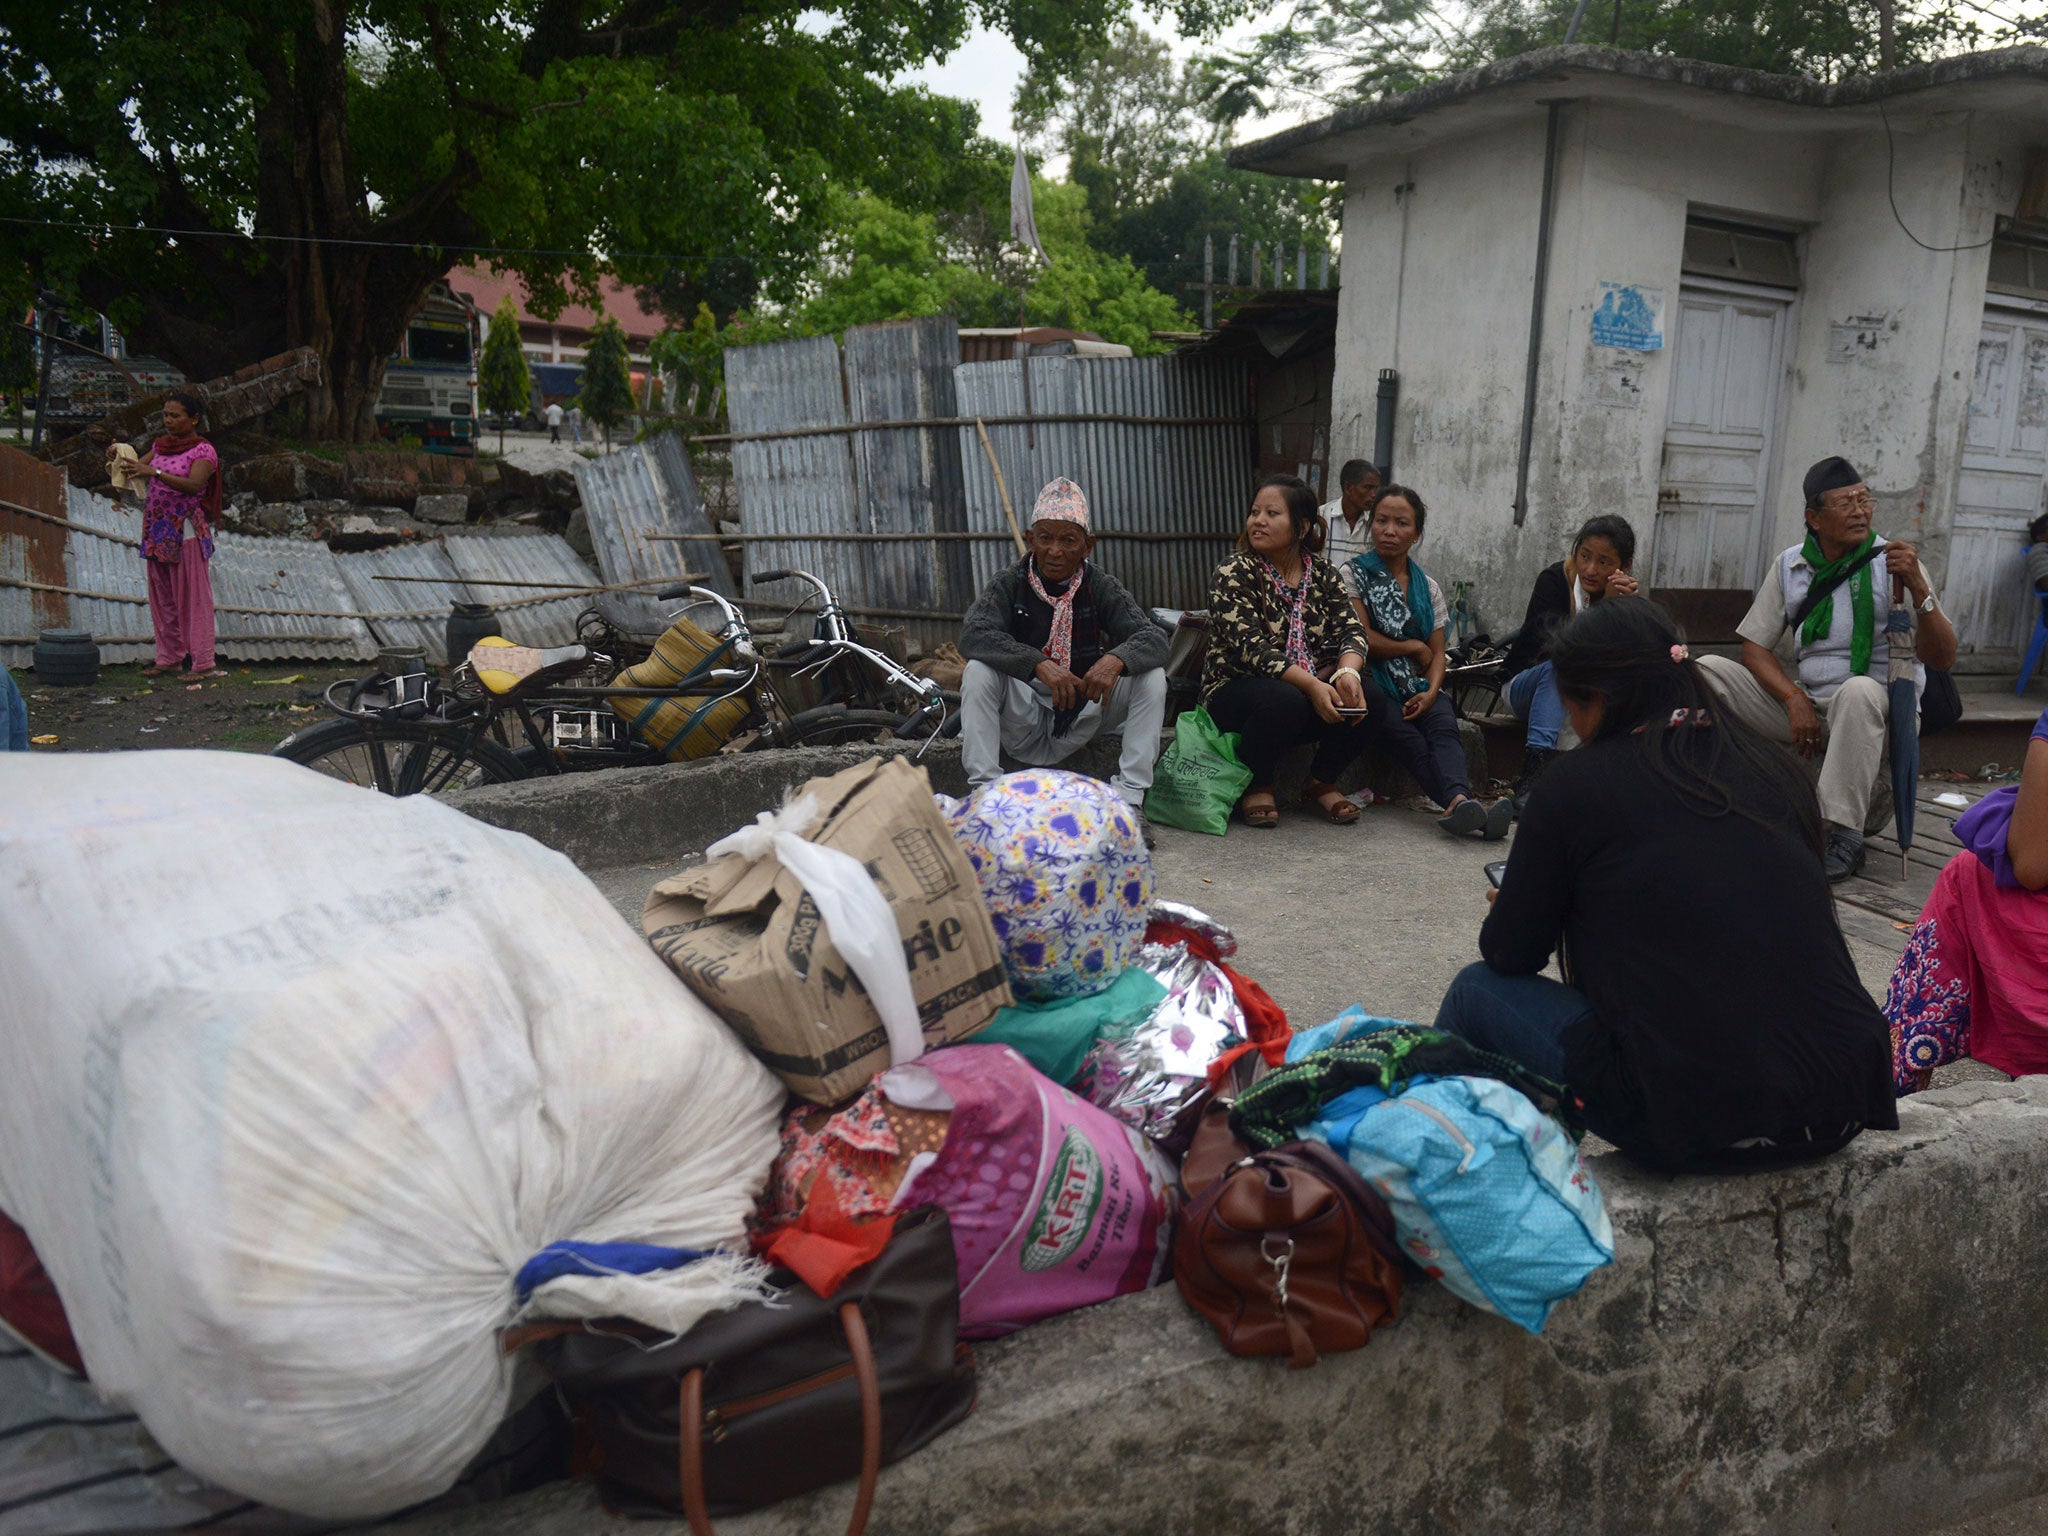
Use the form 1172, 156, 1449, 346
1512, 101, 1567, 527
1373, 369, 1399, 480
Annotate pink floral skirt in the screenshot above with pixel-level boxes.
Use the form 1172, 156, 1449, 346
1886, 850, 2048, 1092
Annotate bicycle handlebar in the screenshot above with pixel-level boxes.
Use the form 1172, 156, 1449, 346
752, 568, 794, 585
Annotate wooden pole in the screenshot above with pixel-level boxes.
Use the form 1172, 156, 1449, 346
974, 417, 1028, 555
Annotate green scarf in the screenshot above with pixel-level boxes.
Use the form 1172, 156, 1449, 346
1798, 531, 1877, 678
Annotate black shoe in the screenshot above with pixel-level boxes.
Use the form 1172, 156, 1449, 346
1132, 806, 1158, 850
1513, 748, 1554, 820
1823, 825, 1865, 883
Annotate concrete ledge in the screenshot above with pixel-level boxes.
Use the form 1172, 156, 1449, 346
448, 744, 972, 870
377, 1083, 2048, 1536
446, 723, 1492, 874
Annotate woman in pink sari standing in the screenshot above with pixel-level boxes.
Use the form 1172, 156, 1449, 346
117, 391, 221, 677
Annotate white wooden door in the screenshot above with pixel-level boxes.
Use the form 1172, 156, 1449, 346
1652, 287, 1792, 590
1950, 308, 2048, 663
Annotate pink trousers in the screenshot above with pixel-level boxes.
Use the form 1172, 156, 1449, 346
146, 551, 216, 670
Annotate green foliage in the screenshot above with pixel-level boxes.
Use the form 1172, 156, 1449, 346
0, 0, 1247, 436
1449, 0, 1998, 78
476, 296, 532, 451
579, 317, 635, 447
1018, 182, 1192, 349
1195, 0, 2026, 123
1016, 24, 1194, 229
798, 195, 1009, 336
1015, 25, 1338, 298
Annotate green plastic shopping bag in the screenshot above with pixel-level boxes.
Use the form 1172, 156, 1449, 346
1144, 706, 1254, 836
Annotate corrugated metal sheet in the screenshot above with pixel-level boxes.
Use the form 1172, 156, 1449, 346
954, 354, 1252, 611
1, 448, 592, 666
574, 432, 730, 636
58, 490, 154, 662
0, 450, 69, 660
726, 334, 865, 612
843, 318, 969, 651
61, 487, 378, 663
208, 526, 377, 663
333, 541, 468, 664
443, 534, 595, 651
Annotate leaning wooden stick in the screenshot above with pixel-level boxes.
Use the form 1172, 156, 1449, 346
974, 417, 1027, 556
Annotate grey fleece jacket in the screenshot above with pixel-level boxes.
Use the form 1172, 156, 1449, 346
957, 561, 1170, 681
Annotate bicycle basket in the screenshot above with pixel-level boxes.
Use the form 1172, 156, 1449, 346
607, 614, 751, 761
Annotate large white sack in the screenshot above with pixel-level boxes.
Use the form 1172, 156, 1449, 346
0, 752, 785, 1519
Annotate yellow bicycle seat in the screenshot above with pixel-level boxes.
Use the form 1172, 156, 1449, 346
468, 637, 592, 696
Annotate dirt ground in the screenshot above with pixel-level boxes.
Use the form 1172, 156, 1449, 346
9, 660, 372, 755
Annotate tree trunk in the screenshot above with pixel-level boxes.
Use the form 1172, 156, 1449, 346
1877, 0, 1896, 68
75, 0, 473, 442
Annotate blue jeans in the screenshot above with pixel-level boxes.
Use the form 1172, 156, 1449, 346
1, 669, 26, 751
1507, 661, 1564, 751
1432, 961, 1592, 1082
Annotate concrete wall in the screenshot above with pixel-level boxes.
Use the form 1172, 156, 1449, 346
377, 1079, 2048, 1536
1328, 95, 2020, 637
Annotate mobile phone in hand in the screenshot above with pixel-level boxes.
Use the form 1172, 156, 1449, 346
1484, 860, 1508, 889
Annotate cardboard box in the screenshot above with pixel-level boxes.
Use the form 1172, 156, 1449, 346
644, 757, 1011, 1103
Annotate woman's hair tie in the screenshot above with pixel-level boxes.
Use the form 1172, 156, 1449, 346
1669, 643, 1690, 664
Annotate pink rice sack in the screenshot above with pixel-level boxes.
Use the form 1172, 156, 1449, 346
887, 1044, 1178, 1338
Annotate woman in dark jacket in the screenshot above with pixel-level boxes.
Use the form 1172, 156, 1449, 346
1434, 596, 1898, 1171
1499, 514, 1638, 813
1201, 474, 1373, 829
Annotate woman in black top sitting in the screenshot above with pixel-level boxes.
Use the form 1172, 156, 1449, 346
1433, 596, 1898, 1172
1498, 514, 1639, 814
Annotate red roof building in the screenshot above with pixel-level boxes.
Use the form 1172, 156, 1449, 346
449, 265, 662, 366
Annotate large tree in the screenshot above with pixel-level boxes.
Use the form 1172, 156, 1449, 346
0, 0, 1239, 442
1197, 0, 2031, 125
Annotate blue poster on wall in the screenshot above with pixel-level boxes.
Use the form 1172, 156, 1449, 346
1591, 282, 1664, 351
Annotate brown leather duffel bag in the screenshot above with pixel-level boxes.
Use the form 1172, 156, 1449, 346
1173, 1101, 1407, 1368
524, 1207, 975, 1534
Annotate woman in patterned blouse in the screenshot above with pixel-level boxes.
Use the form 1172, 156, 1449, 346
1200, 474, 1373, 828
110, 391, 222, 678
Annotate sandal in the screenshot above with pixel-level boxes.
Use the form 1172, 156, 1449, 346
1482, 798, 1513, 842
1239, 789, 1280, 829
1301, 779, 1360, 825
1436, 797, 1489, 838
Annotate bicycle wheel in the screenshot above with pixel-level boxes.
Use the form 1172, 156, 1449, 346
271, 718, 529, 797
773, 708, 918, 748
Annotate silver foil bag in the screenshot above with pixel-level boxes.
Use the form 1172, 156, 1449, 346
1075, 925, 1247, 1151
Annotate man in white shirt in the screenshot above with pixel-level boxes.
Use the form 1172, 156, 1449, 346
1697, 456, 1958, 881
545, 401, 564, 443
1319, 459, 1380, 592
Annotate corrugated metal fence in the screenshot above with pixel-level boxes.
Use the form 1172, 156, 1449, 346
953, 353, 1250, 607
2, 444, 597, 667
573, 429, 731, 635
720, 320, 1252, 649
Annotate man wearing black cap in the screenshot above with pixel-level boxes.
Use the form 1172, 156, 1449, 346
1697, 457, 1957, 881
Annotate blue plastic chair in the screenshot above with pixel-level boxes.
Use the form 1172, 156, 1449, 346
2021, 590, 2048, 695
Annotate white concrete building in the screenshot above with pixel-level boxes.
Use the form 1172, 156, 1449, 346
1232, 46, 2048, 670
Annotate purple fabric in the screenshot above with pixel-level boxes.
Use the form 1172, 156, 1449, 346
1951, 705, 2048, 886
140, 442, 218, 562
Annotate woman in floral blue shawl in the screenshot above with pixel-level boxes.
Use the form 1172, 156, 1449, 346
1349, 485, 1510, 840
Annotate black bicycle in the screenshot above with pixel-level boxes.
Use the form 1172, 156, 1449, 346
271, 570, 948, 796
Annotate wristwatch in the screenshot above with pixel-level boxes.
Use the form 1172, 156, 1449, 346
1918, 592, 1939, 615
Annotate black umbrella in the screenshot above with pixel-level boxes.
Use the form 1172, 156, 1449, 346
1887, 577, 1918, 880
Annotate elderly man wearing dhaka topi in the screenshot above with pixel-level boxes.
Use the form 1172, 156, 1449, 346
1697, 456, 1957, 882
957, 477, 1170, 812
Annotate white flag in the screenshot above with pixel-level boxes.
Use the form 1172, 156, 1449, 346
1010, 144, 1049, 267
